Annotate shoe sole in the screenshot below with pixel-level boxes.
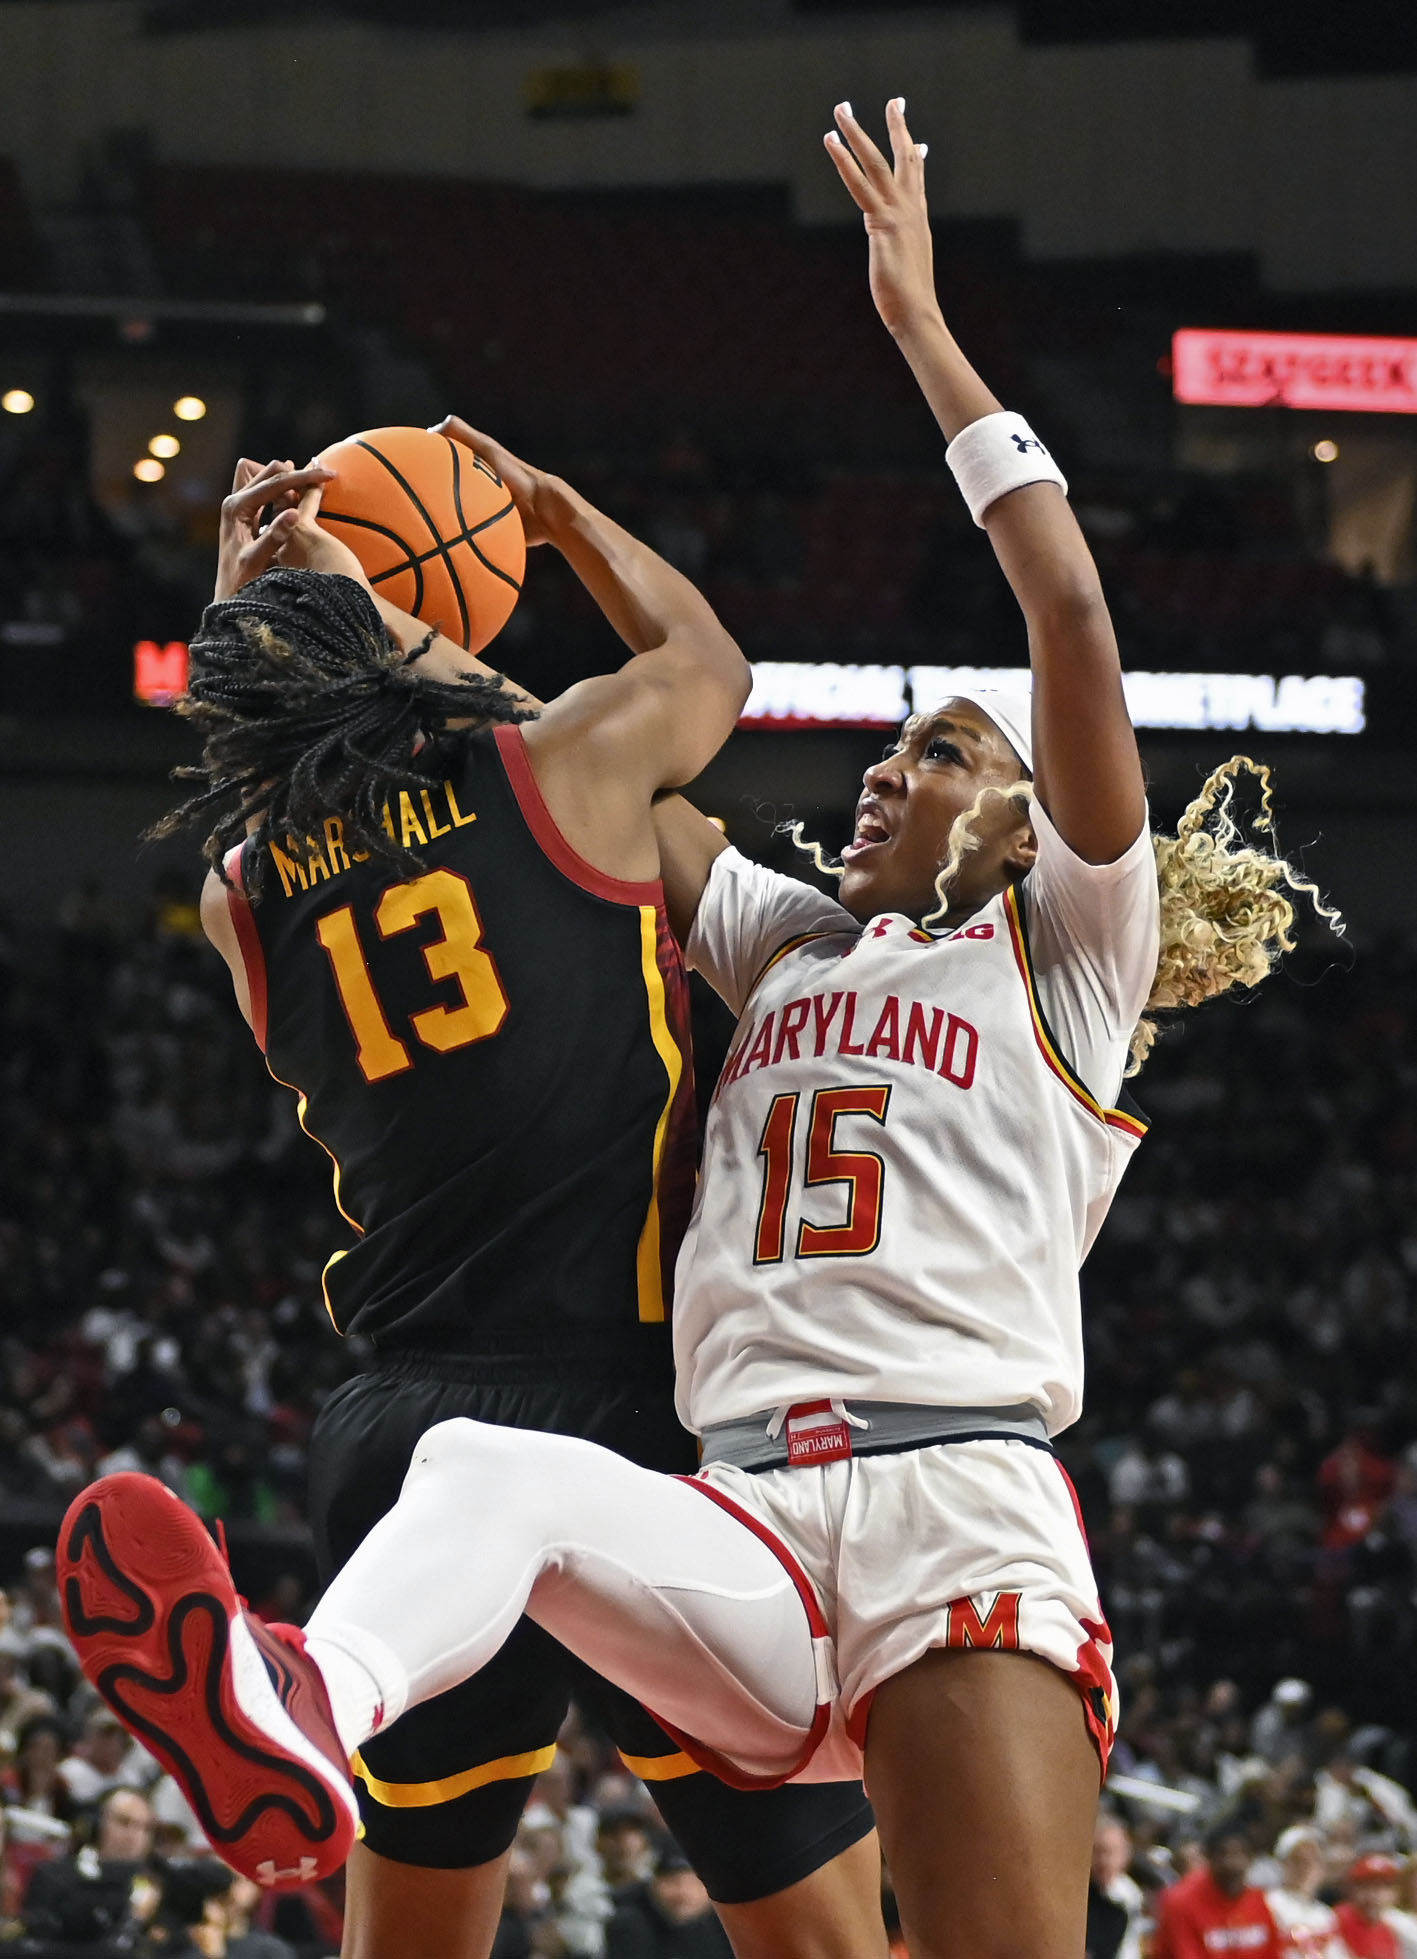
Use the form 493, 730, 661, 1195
59, 1474, 357, 1887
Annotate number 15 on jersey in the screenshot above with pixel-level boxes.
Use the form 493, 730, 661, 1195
755, 1084, 891, 1264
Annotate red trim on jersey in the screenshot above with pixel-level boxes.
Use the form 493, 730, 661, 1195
1073, 1613, 1117, 1777
1051, 1459, 1117, 1773
1003, 884, 1149, 1140
493, 725, 663, 906
223, 843, 268, 1052
1054, 1459, 1093, 1550
844, 1687, 876, 1750
641, 1474, 832, 1792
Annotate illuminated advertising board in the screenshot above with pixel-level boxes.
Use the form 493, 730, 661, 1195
134, 638, 189, 706
740, 665, 1365, 736
1172, 329, 1417, 415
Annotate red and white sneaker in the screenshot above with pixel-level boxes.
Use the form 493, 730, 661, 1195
58, 1472, 358, 1889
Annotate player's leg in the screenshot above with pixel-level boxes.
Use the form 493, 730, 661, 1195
305, 1417, 822, 1779
340, 1845, 510, 1959
336, 1620, 573, 1959
588, 1675, 887, 1959
307, 1372, 575, 1959
713, 1835, 887, 1959
862, 1648, 1100, 1959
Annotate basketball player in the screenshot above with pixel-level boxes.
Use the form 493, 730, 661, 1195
60, 101, 1335, 1959
100, 457, 883, 1959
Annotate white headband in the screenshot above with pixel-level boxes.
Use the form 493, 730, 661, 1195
949, 689, 1034, 775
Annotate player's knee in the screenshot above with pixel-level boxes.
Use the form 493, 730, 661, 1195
405, 1418, 565, 1526
406, 1417, 512, 1482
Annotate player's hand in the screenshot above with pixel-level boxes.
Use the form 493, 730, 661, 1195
215, 457, 334, 600
433, 416, 557, 546
824, 98, 938, 338
274, 480, 375, 593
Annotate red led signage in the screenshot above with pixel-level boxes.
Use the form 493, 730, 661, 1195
134, 639, 189, 706
1173, 329, 1417, 415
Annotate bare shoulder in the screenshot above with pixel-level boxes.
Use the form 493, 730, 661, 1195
200, 867, 254, 1030
514, 678, 661, 885
200, 866, 239, 951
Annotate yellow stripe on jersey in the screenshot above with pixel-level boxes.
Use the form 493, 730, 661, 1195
351, 1743, 557, 1808
745, 931, 835, 1004
616, 1748, 701, 1782
253, 1058, 366, 1332
1003, 886, 1149, 1140
634, 905, 682, 1324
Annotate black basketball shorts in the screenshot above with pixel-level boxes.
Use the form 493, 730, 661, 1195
307, 1355, 874, 1901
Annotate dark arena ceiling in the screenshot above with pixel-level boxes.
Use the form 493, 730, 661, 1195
0, 0, 1402, 78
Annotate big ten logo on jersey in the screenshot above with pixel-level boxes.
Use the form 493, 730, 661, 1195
266, 778, 476, 898
850, 917, 994, 949
717, 989, 979, 1098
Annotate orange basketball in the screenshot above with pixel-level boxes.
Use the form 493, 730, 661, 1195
313, 426, 525, 655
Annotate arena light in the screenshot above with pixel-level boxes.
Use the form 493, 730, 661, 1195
149, 433, 181, 459
133, 639, 189, 706
1312, 439, 1340, 463
1172, 329, 1417, 415
2, 388, 34, 414
133, 457, 165, 482
740, 664, 1365, 736
172, 395, 207, 421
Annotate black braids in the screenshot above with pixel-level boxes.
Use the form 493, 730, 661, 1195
148, 565, 535, 897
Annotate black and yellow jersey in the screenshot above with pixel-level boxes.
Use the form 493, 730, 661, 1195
223, 724, 695, 1368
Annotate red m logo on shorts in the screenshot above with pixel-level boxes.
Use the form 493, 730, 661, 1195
945, 1592, 1021, 1650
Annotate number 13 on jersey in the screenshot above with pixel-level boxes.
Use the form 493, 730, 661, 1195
316, 868, 509, 1082
754, 1084, 892, 1263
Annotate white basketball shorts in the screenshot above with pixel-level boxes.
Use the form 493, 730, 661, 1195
690, 1436, 1117, 1780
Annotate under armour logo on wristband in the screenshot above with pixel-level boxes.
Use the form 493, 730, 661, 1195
1011, 434, 1048, 456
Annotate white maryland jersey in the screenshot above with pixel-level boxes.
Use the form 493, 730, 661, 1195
674, 800, 1160, 1437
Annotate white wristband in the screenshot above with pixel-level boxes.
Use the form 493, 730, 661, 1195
945, 410, 1068, 527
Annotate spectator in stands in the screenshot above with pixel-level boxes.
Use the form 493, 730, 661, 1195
4, 1713, 78, 1825
606, 1843, 732, 1959
1251, 1681, 1317, 1766
494, 1843, 554, 1959
10, 1550, 64, 1645
94, 1413, 192, 1500
1152, 1821, 1283, 1959
218, 1873, 296, 1959
1314, 1752, 1417, 1843
1336, 1855, 1406, 1959
21, 1785, 155, 1949
1319, 1435, 1395, 1550
1266, 1826, 1346, 1957
0, 1632, 55, 1756
57, 1707, 138, 1808
0, 1804, 26, 1937
1108, 1436, 1191, 1511
598, 1811, 656, 1896
1088, 1813, 1143, 1959
146, 1857, 234, 1958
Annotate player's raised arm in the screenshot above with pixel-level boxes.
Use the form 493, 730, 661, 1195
826, 100, 1145, 865
437, 418, 749, 795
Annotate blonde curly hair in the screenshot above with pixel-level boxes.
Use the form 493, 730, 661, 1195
1129, 754, 1341, 1072
787, 756, 1341, 1076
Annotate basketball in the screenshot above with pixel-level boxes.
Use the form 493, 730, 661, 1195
313, 425, 526, 655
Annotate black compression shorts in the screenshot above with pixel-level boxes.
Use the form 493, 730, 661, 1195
307, 1356, 874, 1901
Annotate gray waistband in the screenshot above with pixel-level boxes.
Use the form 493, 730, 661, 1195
699, 1400, 1051, 1473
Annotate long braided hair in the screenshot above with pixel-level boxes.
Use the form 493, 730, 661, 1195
150, 567, 535, 897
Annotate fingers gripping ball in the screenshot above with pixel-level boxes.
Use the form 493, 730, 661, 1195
313, 426, 525, 654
